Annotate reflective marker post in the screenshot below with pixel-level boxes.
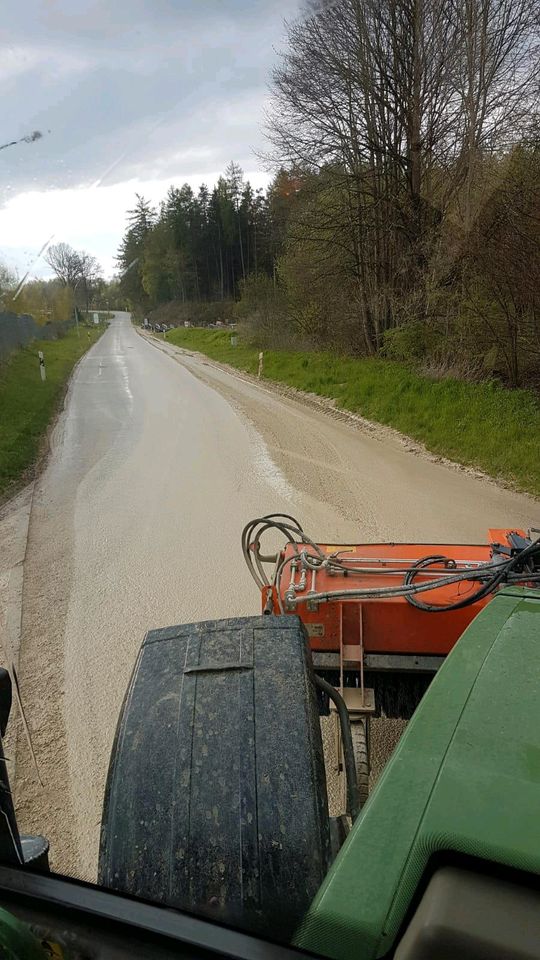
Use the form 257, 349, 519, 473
258, 351, 264, 379
38, 351, 46, 382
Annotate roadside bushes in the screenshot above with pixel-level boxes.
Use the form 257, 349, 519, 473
233, 275, 289, 347
149, 299, 235, 328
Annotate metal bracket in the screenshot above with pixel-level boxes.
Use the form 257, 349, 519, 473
330, 687, 376, 717
312, 652, 445, 673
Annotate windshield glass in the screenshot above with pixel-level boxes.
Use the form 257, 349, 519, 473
1, 1, 539, 957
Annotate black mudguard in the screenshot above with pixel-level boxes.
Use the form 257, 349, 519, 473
99, 616, 330, 938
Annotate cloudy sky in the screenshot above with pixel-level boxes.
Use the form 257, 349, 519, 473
1, 0, 301, 278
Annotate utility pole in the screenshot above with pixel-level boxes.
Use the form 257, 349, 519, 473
73, 276, 82, 337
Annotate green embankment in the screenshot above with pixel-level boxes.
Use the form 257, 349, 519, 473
0, 326, 105, 498
166, 328, 540, 497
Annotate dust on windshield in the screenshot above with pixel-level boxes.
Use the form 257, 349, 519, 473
1, 1, 539, 958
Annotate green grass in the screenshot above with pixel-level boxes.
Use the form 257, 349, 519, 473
166, 328, 540, 497
0, 326, 105, 498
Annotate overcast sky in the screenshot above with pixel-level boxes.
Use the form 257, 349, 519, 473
1, 0, 300, 278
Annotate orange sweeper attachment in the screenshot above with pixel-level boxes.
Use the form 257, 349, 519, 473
242, 515, 540, 718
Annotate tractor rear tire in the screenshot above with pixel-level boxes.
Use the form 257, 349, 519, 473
351, 718, 370, 808
99, 615, 331, 940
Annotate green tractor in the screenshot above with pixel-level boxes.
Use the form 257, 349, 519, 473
0, 521, 539, 959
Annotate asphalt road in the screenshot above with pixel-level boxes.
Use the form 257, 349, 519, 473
4, 311, 536, 881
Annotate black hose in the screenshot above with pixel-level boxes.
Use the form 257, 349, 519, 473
314, 675, 361, 822
404, 536, 540, 612
295, 549, 539, 606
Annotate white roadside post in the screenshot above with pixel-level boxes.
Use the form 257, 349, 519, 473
258, 351, 264, 379
38, 351, 46, 381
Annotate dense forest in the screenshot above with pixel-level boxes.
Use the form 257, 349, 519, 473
119, 0, 539, 388
117, 161, 282, 309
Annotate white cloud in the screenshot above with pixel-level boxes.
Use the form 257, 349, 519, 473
1, 42, 93, 91
0, 46, 42, 84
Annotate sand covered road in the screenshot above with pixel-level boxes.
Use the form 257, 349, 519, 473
2, 312, 535, 881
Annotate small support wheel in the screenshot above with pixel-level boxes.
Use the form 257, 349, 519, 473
350, 718, 370, 809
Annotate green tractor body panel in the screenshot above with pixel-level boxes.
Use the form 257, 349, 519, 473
295, 588, 540, 960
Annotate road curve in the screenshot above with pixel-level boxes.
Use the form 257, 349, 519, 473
7, 312, 537, 881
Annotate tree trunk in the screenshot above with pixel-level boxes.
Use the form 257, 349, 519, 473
238, 214, 246, 283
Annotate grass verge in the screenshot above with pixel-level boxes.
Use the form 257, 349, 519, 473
165, 328, 540, 497
0, 325, 106, 499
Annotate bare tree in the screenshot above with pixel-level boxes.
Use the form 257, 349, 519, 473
77, 253, 103, 313
267, 0, 463, 346
45, 242, 83, 288
45, 243, 103, 313
266, 0, 539, 351
450, 0, 540, 232
464, 137, 540, 385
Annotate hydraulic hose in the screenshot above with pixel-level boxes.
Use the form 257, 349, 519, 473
242, 516, 540, 614
314, 675, 361, 822
404, 536, 540, 612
